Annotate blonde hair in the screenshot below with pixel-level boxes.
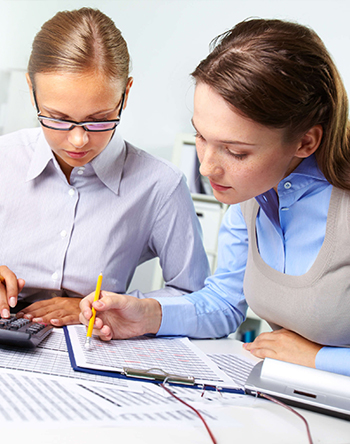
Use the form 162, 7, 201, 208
28, 7, 130, 88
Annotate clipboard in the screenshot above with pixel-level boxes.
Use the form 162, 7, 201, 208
64, 326, 244, 393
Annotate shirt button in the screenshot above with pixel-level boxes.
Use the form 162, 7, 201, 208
60, 230, 67, 238
68, 188, 75, 196
284, 181, 292, 189
77, 169, 84, 175
52, 272, 58, 280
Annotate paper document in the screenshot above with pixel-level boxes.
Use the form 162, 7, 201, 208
74, 381, 242, 428
0, 367, 242, 430
0, 369, 121, 427
208, 353, 256, 387
66, 325, 237, 387
0, 329, 138, 390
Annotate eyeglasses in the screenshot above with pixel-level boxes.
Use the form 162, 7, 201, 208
33, 89, 125, 132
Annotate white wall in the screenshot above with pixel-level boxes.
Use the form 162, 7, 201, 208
0, 0, 349, 159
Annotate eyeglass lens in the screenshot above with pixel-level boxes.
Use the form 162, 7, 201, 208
33, 88, 125, 132
39, 118, 118, 131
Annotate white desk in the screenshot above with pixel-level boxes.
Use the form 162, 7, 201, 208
2, 336, 350, 444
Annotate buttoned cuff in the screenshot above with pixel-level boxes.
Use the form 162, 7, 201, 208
152, 296, 197, 337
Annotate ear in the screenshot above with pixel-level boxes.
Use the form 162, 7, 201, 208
295, 125, 323, 159
25, 73, 35, 108
122, 77, 133, 109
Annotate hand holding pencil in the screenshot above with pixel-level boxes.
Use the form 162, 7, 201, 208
79, 289, 162, 341
84, 273, 103, 348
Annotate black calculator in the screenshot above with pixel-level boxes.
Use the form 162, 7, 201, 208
0, 316, 53, 348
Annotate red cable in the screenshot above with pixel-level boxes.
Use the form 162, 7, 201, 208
258, 392, 314, 444
160, 383, 217, 444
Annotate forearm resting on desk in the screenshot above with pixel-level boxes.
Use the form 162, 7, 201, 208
79, 291, 162, 340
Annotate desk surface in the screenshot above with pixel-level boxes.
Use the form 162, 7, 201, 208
2, 336, 350, 444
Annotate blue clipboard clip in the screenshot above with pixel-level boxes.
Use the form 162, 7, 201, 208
123, 367, 195, 385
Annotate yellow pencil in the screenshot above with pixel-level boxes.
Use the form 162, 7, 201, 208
85, 273, 103, 349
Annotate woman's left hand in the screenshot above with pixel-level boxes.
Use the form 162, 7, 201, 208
16, 297, 81, 326
243, 328, 322, 368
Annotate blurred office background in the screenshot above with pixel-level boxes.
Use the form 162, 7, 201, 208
0, 0, 349, 158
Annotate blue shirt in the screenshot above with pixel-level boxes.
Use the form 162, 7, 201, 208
0, 127, 210, 303
155, 155, 350, 376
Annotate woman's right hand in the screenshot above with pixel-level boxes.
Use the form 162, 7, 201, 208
0, 266, 25, 318
79, 291, 162, 340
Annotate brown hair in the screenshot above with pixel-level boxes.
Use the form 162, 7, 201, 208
192, 18, 350, 190
28, 7, 130, 88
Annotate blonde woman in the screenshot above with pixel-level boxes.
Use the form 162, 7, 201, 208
0, 8, 210, 326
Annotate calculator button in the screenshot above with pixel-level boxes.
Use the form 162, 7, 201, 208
0, 317, 53, 347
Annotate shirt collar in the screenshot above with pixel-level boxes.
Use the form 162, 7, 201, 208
26, 129, 126, 196
90, 131, 126, 196
255, 154, 330, 232
26, 130, 54, 181
276, 154, 328, 199
284, 153, 326, 182
255, 154, 327, 205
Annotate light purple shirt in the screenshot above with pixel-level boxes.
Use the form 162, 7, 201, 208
0, 127, 210, 303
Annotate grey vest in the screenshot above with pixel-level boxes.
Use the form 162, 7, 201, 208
241, 187, 350, 346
